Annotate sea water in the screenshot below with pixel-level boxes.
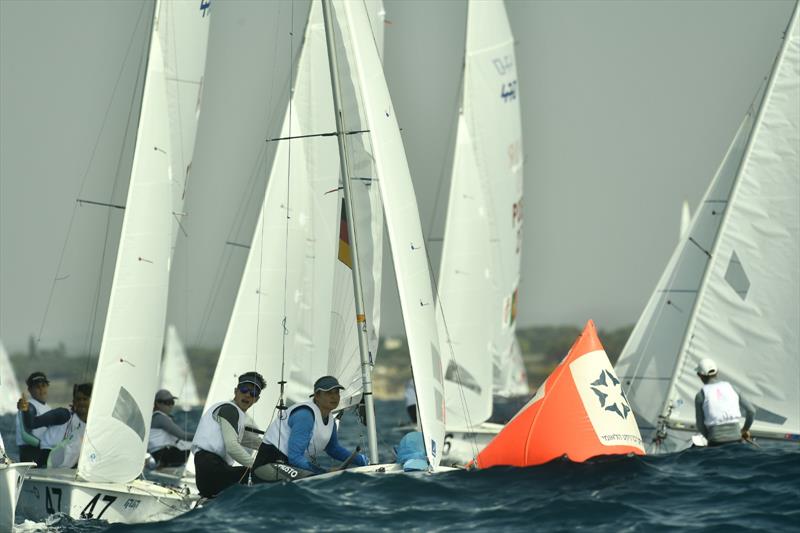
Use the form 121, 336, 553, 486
2, 401, 798, 532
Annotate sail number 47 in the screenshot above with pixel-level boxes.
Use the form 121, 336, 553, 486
80, 493, 118, 519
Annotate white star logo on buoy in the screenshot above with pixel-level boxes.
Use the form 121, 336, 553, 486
590, 369, 631, 419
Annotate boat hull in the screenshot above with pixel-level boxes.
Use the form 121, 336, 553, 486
296, 462, 456, 482
441, 423, 503, 466
17, 468, 197, 524
1, 462, 36, 531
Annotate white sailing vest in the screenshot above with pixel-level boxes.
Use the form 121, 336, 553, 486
39, 416, 70, 450
702, 381, 742, 427
191, 401, 246, 465
148, 411, 179, 452
46, 414, 85, 469
263, 400, 335, 463
15, 398, 52, 446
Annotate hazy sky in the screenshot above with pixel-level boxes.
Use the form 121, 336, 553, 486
0, 0, 795, 354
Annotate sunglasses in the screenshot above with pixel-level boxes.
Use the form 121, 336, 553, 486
238, 384, 261, 398
158, 399, 175, 406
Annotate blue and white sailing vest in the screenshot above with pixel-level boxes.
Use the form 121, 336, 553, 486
262, 400, 335, 463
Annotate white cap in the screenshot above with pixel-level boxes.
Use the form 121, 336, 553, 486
695, 358, 718, 377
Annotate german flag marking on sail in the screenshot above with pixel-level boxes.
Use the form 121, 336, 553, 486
338, 199, 352, 268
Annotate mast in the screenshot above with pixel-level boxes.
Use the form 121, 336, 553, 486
320, 0, 379, 463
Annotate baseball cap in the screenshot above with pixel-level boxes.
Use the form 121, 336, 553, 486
26, 371, 50, 387
310, 375, 344, 397
155, 389, 178, 402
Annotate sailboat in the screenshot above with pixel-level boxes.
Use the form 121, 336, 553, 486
17, 0, 211, 523
0, 339, 21, 415
614, 3, 799, 454
473, 321, 644, 468
435, 0, 524, 465
195, 0, 448, 478
160, 325, 201, 411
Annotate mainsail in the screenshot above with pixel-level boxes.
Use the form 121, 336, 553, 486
437, 0, 524, 430
615, 4, 799, 453
79, 1, 211, 483
475, 321, 644, 468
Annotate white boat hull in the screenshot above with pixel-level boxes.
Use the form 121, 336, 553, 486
1, 462, 36, 531
17, 468, 197, 524
297, 462, 456, 482
441, 423, 503, 466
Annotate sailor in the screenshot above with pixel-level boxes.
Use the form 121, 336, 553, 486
148, 389, 194, 467
191, 372, 265, 497
253, 375, 368, 477
46, 383, 92, 469
16, 371, 67, 466
694, 358, 756, 446
404, 379, 418, 424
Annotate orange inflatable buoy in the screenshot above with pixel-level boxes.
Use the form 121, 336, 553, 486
474, 320, 645, 468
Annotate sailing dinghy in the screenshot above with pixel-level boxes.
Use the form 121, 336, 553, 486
17, 0, 211, 523
614, 3, 799, 454
473, 321, 644, 468
435, 0, 525, 465
193, 0, 450, 482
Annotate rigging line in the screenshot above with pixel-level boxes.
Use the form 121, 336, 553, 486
34, 0, 149, 352
422, 239, 480, 460
193, 147, 267, 345
82, 30, 151, 381
425, 48, 465, 243
166, 3, 189, 204
266, 129, 369, 142
277, 0, 296, 452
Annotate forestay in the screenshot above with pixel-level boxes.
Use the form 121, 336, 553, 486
437, 0, 524, 429
615, 5, 799, 452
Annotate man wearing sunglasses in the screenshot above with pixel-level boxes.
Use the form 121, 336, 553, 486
148, 389, 194, 467
192, 371, 266, 497
253, 375, 368, 478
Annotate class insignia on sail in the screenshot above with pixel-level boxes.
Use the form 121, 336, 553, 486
473, 320, 645, 468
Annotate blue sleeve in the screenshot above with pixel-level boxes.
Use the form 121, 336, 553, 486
30, 408, 71, 429
287, 408, 324, 474
325, 424, 352, 462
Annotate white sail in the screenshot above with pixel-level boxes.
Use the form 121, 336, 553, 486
437, 0, 524, 429
494, 338, 530, 398
338, 0, 445, 467
78, 2, 209, 484
615, 5, 799, 452
160, 325, 201, 410
0, 339, 21, 415
160, 0, 211, 250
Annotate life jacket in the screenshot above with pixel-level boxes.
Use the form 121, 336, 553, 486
191, 401, 246, 465
16, 397, 51, 446
46, 414, 85, 469
262, 400, 335, 464
148, 411, 180, 453
702, 381, 742, 427
39, 416, 70, 450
